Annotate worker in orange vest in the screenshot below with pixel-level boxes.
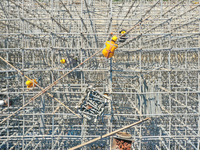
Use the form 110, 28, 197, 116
26, 79, 38, 88
102, 36, 118, 58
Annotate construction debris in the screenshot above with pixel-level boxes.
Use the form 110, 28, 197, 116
112, 132, 133, 150
77, 85, 110, 121
114, 138, 132, 150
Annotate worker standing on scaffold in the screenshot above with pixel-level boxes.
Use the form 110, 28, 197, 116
102, 35, 118, 59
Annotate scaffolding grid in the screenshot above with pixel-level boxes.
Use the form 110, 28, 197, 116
0, 0, 200, 149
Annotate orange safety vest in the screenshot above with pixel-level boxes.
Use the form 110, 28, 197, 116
102, 41, 118, 58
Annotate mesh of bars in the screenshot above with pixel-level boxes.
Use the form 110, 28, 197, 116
0, 0, 200, 149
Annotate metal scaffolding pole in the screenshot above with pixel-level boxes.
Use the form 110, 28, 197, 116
0, 0, 200, 149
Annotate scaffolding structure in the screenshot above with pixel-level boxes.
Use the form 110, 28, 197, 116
0, 0, 200, 149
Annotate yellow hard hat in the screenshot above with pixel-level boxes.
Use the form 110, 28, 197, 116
60, 59, 66, 64
26, 80, 32, 86
119, 29, 126, 34
121, 31, 126, 34
111, 36, 118, 42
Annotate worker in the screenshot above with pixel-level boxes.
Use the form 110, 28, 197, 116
0, 100, 11, 107
60, 56, 79, 68
0, 100, 5, 106
26, 79, 38, 88
60, 59, 66, 64
119, 29, 128, 43
192, 1, 199, 4
102, 36, 118, 58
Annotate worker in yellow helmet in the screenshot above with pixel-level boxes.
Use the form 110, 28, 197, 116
60, 59, 66, 64
26, 79, 38, 88
119, 29, 128, 43
102, 36, 118, 58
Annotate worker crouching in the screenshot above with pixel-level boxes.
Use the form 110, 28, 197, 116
0, 100, 12, 107
26, 79, 38, 88
60, 59, 66, 64
119, 29, 128, 43
102, 36, 118, 59
0, 95, 12, 107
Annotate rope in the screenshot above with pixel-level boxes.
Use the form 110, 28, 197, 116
0, 15, 150, 125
